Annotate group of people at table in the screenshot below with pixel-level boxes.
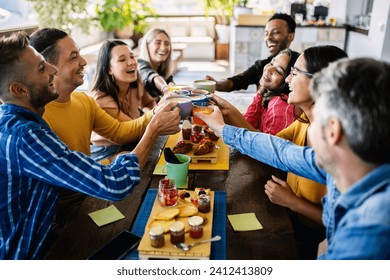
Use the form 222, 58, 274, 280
0, 12, 389, 260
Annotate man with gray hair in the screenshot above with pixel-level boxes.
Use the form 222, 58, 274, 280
195, 57, 390, 259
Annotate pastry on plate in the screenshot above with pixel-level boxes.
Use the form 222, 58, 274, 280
154, 208, 180, 220
172, 140, 193, 154
148, 219, 175, 233
193, 139, 214, 155
204, 127, 219, 141
178, 205, 198, 217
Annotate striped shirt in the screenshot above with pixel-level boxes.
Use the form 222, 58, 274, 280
0, 104, 141, 259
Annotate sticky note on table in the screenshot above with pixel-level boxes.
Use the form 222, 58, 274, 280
88, 205, 125, 227
227, 213, 263, 231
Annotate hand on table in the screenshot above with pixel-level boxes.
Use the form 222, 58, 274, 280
264, 175, 297, 208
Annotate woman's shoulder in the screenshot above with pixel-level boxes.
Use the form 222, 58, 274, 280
268, 94, 291, 107
89, 90, 105, 99
90, 90, 117, 108
90, 90, 113, 102
137, 58, 150, 67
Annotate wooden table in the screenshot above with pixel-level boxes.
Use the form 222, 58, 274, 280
43, 136, 298, 260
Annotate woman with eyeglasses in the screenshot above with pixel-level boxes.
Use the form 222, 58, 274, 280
210, 49, 299, 135
138, 28, 175, 103
265, 45, 348, 259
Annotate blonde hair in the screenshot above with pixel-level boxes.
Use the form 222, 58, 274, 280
139, 28, 174, 79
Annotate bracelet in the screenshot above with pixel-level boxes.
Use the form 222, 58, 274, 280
160, 84, 169, 92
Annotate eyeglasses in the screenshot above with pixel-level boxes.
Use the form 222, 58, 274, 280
291, 67, 314, 78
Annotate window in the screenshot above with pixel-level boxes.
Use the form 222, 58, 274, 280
150, 0, 204, 15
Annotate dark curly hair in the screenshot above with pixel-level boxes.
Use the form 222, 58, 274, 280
268, 13, 296, 33
261, 49, 299, 109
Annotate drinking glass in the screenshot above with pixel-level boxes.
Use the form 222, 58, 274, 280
192, 102, 213, 126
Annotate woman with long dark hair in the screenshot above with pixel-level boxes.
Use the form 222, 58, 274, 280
89, 40, 156, 161
211, 49, 298, 135
266, 45, 349, 259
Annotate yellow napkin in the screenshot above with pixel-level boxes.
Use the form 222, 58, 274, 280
227, 213, 263, 231
88, 205, 125, 227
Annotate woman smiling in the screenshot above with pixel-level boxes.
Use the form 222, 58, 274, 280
89, 40, 156, 161
211, 49, 299, 135
138, 28, 175, 102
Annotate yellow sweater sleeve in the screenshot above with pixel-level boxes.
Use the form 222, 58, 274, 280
91, 102, 153, 145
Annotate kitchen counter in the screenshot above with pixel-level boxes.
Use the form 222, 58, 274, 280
229, 23, 346, 75
345, 24, 369, 35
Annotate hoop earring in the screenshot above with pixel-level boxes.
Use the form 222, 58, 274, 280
111, 75, 115, 82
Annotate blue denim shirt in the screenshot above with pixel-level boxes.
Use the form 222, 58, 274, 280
223, 125, 390, 259
0, 104, 141, 259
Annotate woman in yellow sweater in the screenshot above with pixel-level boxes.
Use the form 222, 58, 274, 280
264, 45, 348, 259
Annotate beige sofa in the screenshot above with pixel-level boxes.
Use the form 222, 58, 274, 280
145, 16, 216, 61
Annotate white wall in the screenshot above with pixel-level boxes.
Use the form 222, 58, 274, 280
329, 0, 347, 23
345, 0, 390, 62
382, 10, 390, 61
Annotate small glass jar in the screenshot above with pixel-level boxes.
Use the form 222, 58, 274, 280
158, 178, 178, 207
188, 216, 204, 239
170, 221, 185, 244
181, 120, 192, 140
149, 225, 165, 248
197, 194, 210, 213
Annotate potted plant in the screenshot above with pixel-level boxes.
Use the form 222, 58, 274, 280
203, 0, 239, 43
95, 0, 156, 45
203, 0, 239, 25
27, 0, 91, 34
234, 0, 253, 19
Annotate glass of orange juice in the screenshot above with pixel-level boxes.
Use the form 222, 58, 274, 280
192, 102, 214, 126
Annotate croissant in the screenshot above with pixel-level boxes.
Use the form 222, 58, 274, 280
193, 139, 214, 155
204, 127, 219, 141
172, 141, 193, 154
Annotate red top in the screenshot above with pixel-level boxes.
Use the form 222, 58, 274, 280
243, 92, 294, 135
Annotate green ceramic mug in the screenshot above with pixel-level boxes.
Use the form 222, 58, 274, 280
193, 80, 216, 93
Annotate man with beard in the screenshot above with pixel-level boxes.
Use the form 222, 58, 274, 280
205, 13, 298, 92
0, 32, 180, 259
195, 57, 390, 259
28, 28, 179, 231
